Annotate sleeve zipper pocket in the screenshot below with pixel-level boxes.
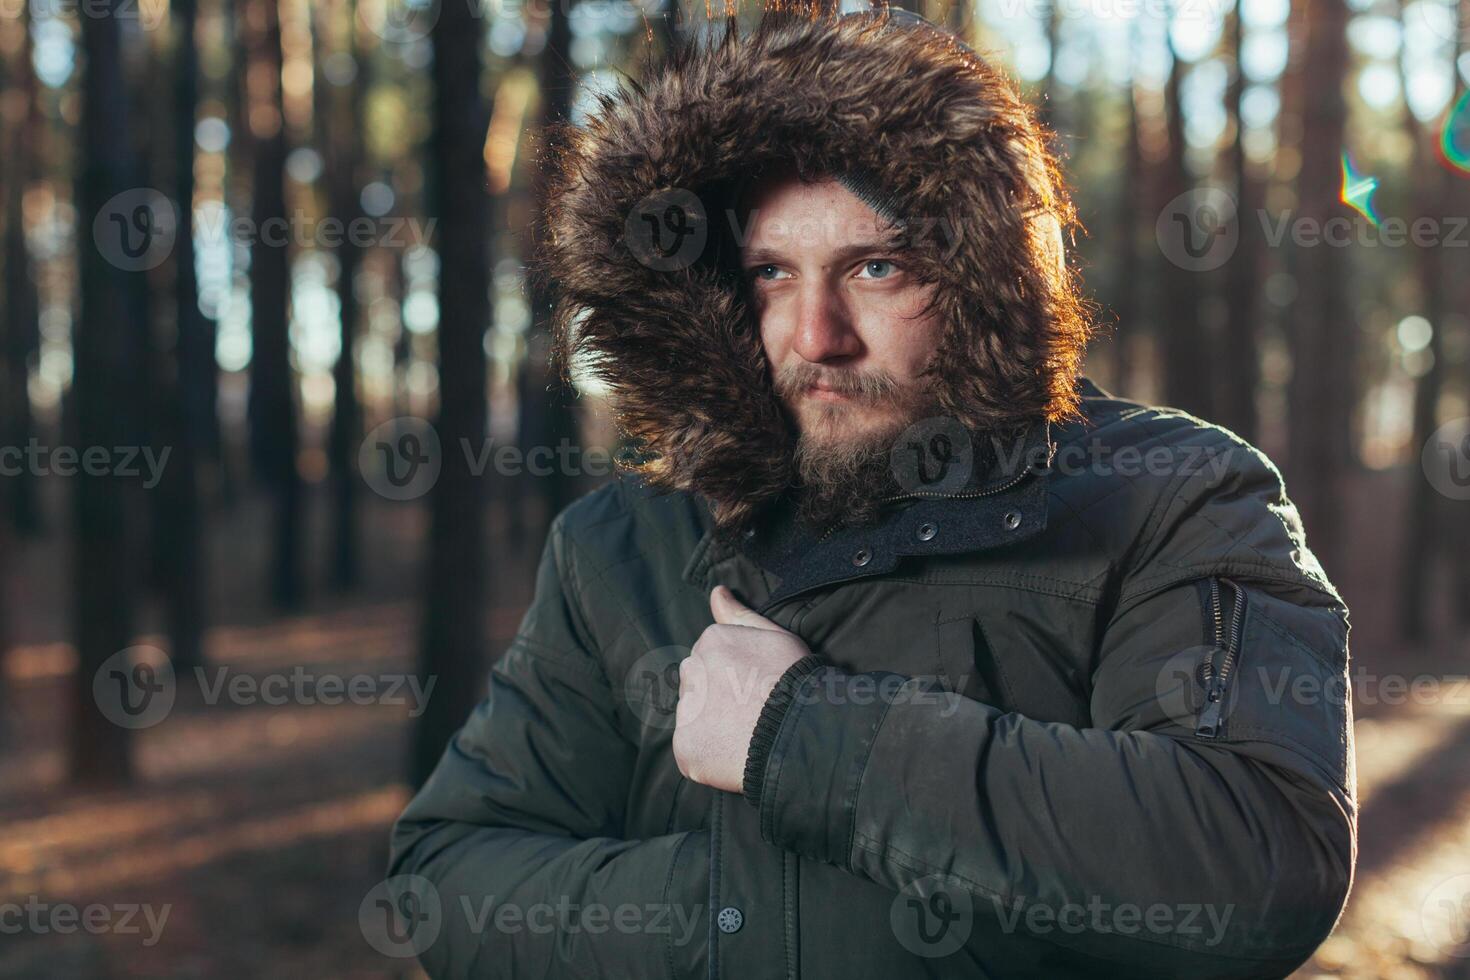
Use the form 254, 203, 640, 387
1196, 577, 1246, 739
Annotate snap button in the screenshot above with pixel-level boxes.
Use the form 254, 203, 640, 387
1003, 511, 1022, 530
852, 548, 872, 567
916, 522, 937, 542
717, 906, 744, 934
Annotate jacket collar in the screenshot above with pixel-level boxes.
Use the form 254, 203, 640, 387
682, 419, 1056, 614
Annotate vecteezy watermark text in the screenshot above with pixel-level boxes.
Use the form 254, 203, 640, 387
94, 646, 435, 730
359, 875, 702, 959
0, 441, 170, 488
0, 897, 171, 947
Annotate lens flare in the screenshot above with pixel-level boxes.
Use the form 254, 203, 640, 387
1439, 90, 1470, 173
1340, 152, 1381, 227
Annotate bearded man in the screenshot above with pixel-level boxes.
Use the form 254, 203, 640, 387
390, 6, 1355, 978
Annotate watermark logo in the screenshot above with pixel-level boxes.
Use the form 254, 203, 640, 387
625, 189, 708, 272
1153, 645, 1222, 730
94, 647, 435, 728
0, 440, 170, 487
1421, 874, 1470, 959
0, 897, 171, 946
1423, 417, 1470, 501
94, 188, 178, 272
1410, 0, 1470, 46
94, 645, 176, 730
357, 0, 438, 42
460, 897, 702, 942
1156, 187, 1239, 272
890, 873, 973, 957
361, 416, 442, 501
624, 646, 698, 730
991, 894, 1234, 944
890, 416, 974, 495
192, 665, 435, 716
360, 874, 443, 958
1, 0, 169, 30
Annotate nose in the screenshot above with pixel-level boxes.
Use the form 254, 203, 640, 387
790, 282, 862, 364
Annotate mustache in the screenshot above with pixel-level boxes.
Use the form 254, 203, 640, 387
772, 362, 903, 405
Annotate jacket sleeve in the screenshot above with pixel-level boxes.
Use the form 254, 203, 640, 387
388, 514, 709, 979
741, 442, 1356, 977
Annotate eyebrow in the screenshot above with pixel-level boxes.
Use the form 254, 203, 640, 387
741, 240, 900, 268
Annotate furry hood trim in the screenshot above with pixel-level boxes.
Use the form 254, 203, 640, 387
533, 2, 1091, 533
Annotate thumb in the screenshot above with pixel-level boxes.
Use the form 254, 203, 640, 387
710, 585, 786, 632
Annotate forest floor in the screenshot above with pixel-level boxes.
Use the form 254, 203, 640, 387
0, 465, 1467, 978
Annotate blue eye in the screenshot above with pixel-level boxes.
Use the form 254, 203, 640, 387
859, 259, 896, 279
750, 264, 787, 281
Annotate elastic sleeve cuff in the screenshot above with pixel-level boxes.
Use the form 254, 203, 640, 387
742, 654, 826, 807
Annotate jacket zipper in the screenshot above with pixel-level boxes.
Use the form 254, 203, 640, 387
1196, 577, 1245, 738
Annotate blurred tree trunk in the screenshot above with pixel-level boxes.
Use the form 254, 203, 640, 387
244, 0, 304, 609
3, 5, 43, 538
1038, 1, 1061, 131
153, 0, 211, 673
1397, 163, 1449, 643
520, 0, 581, 552
652, 0, 683, 52
414, 0, 491, 787
220, 0, 252, 499
1217, 4, 1260, 442
392, 250, 411, 421
1452, 67, 1464, 628
71, 0, 143, 786
944, 0, 968, 35
319, 0, 366, 590
1399, 0, 1464, 641
1108, 63, 1142, 395
133, 18, 165, 596
1158, 12, 1212, 419
1285, 0, 1352, 576
0, 23, 21, 709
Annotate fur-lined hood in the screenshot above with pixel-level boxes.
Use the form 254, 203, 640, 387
533, 2, 1091, 533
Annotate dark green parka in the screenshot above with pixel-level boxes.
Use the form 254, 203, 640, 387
390, 381, 1355, 978
391, 8, 1354, 978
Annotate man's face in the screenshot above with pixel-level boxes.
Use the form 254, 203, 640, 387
739, 168, 944, 458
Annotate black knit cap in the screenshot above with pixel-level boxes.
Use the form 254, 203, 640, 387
832, 7, 983, 230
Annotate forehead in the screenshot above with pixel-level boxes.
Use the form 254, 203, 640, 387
736, 168, 890, 255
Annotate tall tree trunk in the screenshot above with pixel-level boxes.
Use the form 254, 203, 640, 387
153, 0, 210, 673
1158, 10, 1213, 419
1398, 0, 1464, 640
1218, 3, 1260, 442
71, 0, 143, 786
945, 0, 968, 35
3, 4, 43, 538
320, 0, 366, 590
244, 0, 303, 609
1039, 1, 1062, 132
521, 0, 582, 554
1285, 0, 1352, 576
1455, 1, 1470, 625
1109, 61, 1142, 395
652, 0, 683, 53
413, 0, 491, 787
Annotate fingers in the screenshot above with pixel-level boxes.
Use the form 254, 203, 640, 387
708, 584, 786, 632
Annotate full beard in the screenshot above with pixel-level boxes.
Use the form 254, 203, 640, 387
773, 361, 940, 531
